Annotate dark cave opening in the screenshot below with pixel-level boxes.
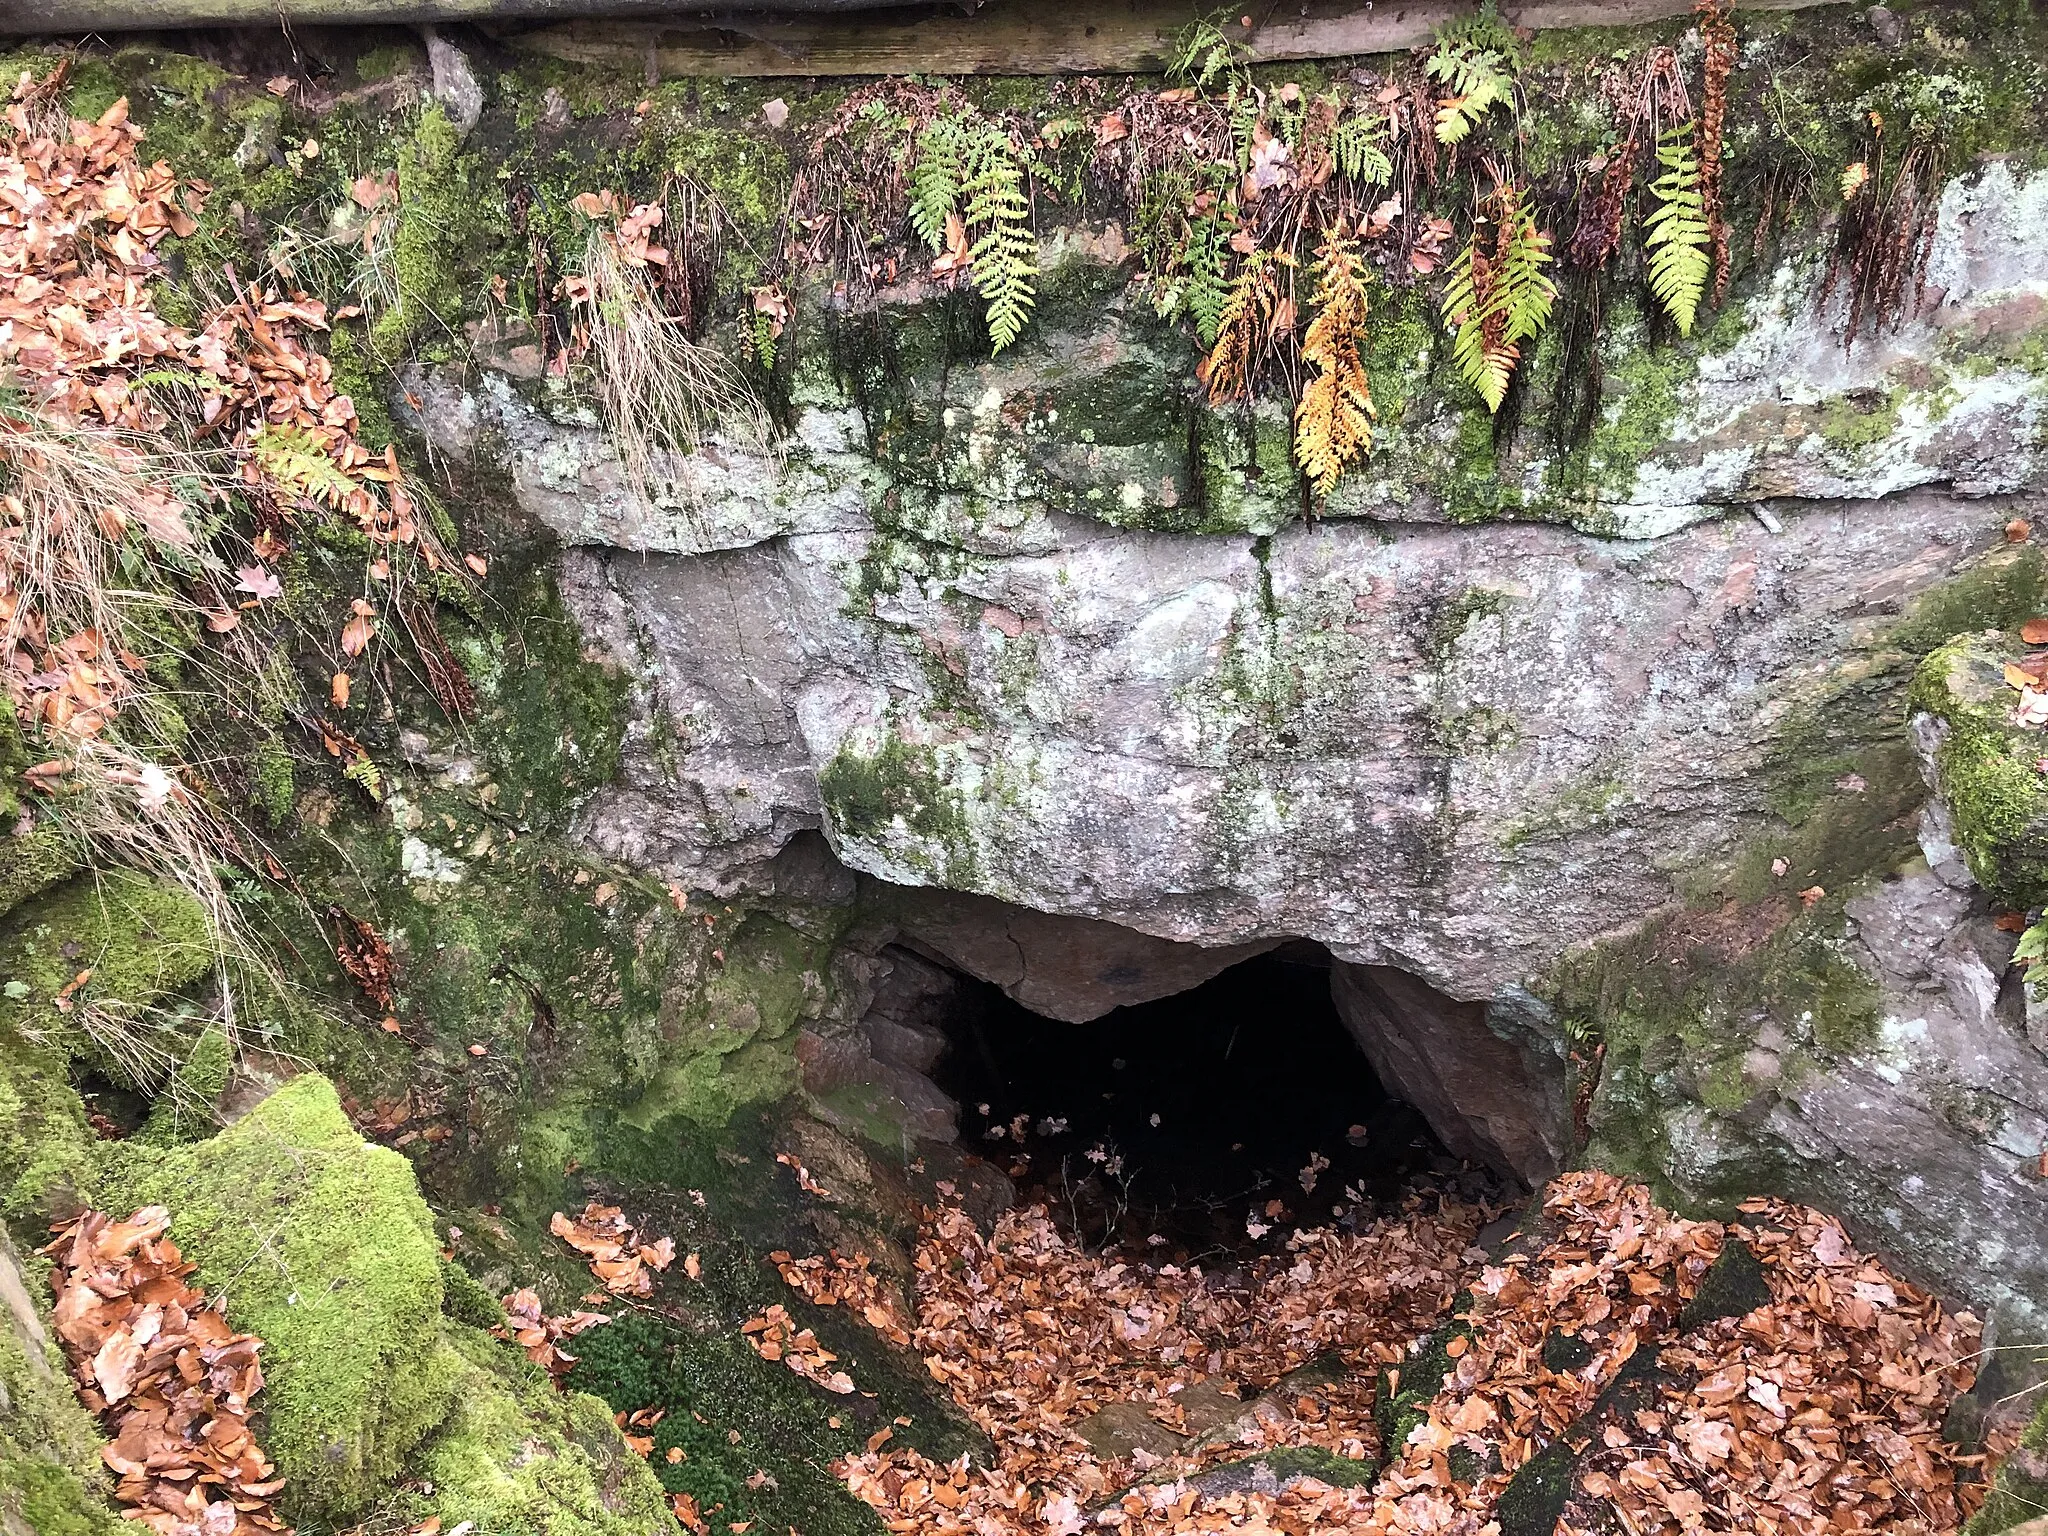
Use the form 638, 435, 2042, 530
928, 943, 1499, 1262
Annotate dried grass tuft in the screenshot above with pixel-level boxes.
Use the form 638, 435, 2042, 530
578, 227, 774, 515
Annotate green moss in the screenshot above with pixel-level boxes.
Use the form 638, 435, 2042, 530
1374, 1321, 1469, 1467
565, 1308, 888, 1536
1816, 386, 1902, 455
1493, 1438, 1575, 1536
0, 1036, 100, 1221
1966, 1393, 2048, 1534
326, 323, 400, 453
818, 732, 973, 877
409, 1324, 671, 1536
441, 1256, 508, 1330
356, 43, 427, 83
0, 871, 212, 1066
1677, 1237, 1772, 1330
1245, 1445, 1376, 1488
0, 1231, 124, 1536
100, 1075, 456, 1523
135, 1021, 232, 1146
1911, 633, 2048, 908
373, 104, 508, 359
248, 734, 298, 828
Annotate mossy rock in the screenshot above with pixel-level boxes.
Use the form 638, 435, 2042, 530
0, 1228, 125, 1536
99, 1074, 456, 1523
0, 1037, 100, 1223
1373, 1321, 1469, 1467
0, 870, 212, 1060
1493, 1437, 1576, 1536
407, 1325, 671, 1536
1911, 633, 2048, 908
1968, 1395, 2048, 1535
1677, 1237, 1772, 1331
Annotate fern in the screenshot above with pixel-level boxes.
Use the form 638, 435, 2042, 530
1168, 15, 1250, 94
1331, 111, 1393, 186
1294, 226, 1377, 497
1184, 214, 1230, 347
1202, 252, 1274, 404
962, 123, 1038, 354
342, 753, 384, 801
1643, 121, 1710, 336
249, 422, 359, 505
1440, 186, 1556, 413
1424, 44, 1515, 144
911, 114, 969, 251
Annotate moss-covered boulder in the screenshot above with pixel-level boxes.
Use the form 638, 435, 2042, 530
0, 869, 212, 1050
1911, 632, 2048, 908
409, 1326, 671, 1536
0, 868, 215, 1222
0, 1227, 125, 1536
99, 1074, 457, 1522
0, 1039, 100, 1224
1970, 1396, 2048, 1535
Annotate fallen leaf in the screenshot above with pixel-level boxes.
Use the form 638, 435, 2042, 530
234, 564, 283, 601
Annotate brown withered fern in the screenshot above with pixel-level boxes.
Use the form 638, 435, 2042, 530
1695, 0, 1738, 302
1821, 121, 1944, 344
1568, 48, 1690, 272
1293, 222, 1377, 497
1200, 254, 1281, 405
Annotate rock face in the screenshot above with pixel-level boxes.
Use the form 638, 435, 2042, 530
556, 486, 2011, 993
409, 165, 2048, 1337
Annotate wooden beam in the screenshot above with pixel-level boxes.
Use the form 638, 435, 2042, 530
5, 0, 1848, 55
0, 0, 900, 37
499, 0, 1846, 78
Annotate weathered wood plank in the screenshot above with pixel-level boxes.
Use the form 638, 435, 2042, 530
498, 0, 1844, 78
5, 0, 1848, 56
0, 0, 897, 36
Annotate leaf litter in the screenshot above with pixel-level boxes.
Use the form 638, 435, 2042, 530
767, 1172, 1990, 1536
43, 1206, 290, 1536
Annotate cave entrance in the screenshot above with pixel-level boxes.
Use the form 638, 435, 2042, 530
928, 943, 1498, 1260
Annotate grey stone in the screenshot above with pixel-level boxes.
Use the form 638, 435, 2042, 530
1330, 961, 1565, 1185
420, 26, 482, 137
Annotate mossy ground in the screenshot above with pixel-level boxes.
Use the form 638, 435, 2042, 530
551, 1114, 980, 1536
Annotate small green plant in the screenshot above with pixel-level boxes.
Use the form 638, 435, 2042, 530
1644, 121, 1711, 336
1184, 212, 1231, 347
249, 422, 360, 505
1424, 8, 1518, 145
909, 113, 1039, 354
1168, 14, 1252, 94
910, 113, 970, 252
1331, 110, 1394, 186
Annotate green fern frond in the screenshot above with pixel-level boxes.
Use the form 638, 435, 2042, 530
249, 423, 359, 504
962, 124, 1038, 354
1643, 121, 1711, 336
342, 753, 384, 801
1185, 215, 1229, 348
1440, 192, 1556, 413
1168, 14, 1250, 94
1331, 111, 1393, 186
1424, 44, 1515, 144
911, 114, 969, 251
